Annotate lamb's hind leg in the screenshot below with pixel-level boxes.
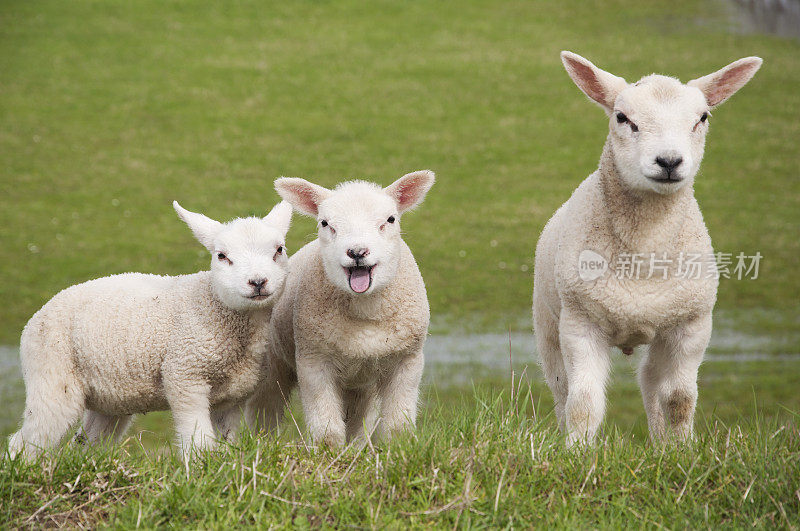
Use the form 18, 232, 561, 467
245, 359, 296, 435
8, 363, 85, 459
344, 386, 379, 445
76, 411, 133, 444
534, 304, 568, 433
211, 405, 244, 443
639, 313, 712, 443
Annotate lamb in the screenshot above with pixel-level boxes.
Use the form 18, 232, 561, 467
8, 200, 293, 459
245, 171, 434, 447
533, 52, 762, 446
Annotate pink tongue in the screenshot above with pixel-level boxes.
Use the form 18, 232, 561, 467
349, 268, 371, 293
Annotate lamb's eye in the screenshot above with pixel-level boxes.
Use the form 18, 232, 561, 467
320, 220, 328, 227
616, 112, 638, 132
700, 112, 708, 122
387, 215, 395, 224
217, 252, 230, 264
276, 246, 283, 254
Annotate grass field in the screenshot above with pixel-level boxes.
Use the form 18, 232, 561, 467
1, 368, 799, 528
2, 356, 799, 527
1, 0, 799, 527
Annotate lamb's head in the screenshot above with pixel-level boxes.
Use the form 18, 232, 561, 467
173, 201, 292, 311
560, 51, 762, 195
275, 170, 434, 295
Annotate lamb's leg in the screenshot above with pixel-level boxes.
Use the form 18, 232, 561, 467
534, 304, 568, 433
376, 348, 424, 442
245, 359, 296, 434
211, 406, 243, 443
76, 411, 133, 444
296, 354, 345, 448
165, 380, 216, 457
559, 309, 611, 447
639, 313, 711, 443
8, 370, 85, 459
344, 386, 379, 444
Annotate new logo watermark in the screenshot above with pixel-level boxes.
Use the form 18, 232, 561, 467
578, 250, 608, 281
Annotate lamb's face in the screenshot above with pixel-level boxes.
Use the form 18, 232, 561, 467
609, 77, 709, 195
173, 201, 292, 312
274, 170, 435, 297
209, 218, 290, 311
560, 51, 762, 195
316, 183, 402, 295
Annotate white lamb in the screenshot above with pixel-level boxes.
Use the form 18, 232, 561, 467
8, 200, 293, 458
533, 52, 762, 445
246, 171, 434, 447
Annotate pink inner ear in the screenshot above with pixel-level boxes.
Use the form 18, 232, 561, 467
393, 176, 425, 210
286, 184, 320, 216
706, 63, 752, 106
567, 58, 606, 103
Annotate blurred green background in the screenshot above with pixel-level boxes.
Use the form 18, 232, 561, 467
1, 0, 798, 343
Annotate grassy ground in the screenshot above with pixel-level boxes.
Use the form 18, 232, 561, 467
2, 358, 799, 527
2, 373, 798, 528
1, 0, 799, 342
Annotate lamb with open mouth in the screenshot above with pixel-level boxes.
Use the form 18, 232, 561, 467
345, 265, 374, 293
246, 170, 435, 448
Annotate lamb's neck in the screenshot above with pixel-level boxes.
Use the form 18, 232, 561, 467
347, 291, 389, 321
598, 140, 693, 253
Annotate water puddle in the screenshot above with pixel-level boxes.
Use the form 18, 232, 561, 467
1, 328, 796, 435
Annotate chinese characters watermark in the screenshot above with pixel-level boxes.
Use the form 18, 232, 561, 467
578, 250, 762, 281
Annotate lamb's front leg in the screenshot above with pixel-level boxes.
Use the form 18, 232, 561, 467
296, 353, 346, 448
376, 348, 424, 442
639, 313, 711, 443
559, 308, 611, 447
165, 379, 216, 457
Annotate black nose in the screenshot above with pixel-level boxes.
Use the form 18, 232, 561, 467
248, 279, 267, 290
346, 247, 370, 260
655, 156, 683, 173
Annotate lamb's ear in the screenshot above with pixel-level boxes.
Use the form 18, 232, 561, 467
263, 200, 293, 236
560, 51, 628, 114
688, 56, 762, 108
384, 170, 435, 213
274, 178, 332, 217
173, 201, 223, 252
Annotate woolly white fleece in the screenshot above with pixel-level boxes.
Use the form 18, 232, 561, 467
9, 203, 292, 459
533, 52, 761, 446
247, 173, 433, 447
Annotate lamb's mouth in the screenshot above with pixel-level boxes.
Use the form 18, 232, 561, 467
345, 265, 375, 294
247, 293, 271, 301
648, 175, 684, 183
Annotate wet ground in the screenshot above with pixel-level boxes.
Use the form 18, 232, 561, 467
2, 322, 798, 437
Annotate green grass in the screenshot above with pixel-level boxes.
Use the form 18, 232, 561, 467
2, 0, 799, 527
3, 359, 800, 527
2, 376, 799, 528
1, 0, 799, 342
